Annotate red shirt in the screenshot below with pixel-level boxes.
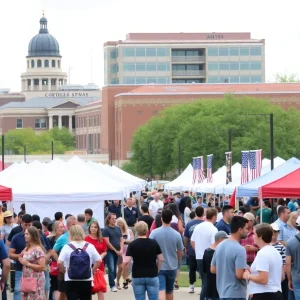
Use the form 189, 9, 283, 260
240, 230, 258, 263
84, 236, 107, 271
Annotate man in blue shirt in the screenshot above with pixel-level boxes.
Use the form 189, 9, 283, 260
9, 214, 32, 300
108, 200, 122, 218
192, 196, 208, 209
184, 206, 204, 294
124, 198, 139, 228
216, 205, 234, 235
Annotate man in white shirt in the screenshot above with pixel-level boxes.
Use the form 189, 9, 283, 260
191, 208, 218, 300
149, 193, 164, 218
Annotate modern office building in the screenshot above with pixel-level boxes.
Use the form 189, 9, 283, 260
103, 32, 265, 85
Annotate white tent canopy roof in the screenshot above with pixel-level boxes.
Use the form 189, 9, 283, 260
165, 164, 194, 191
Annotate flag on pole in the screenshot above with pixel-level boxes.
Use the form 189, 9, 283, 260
228, 188, 237, 209
198, 156, 205, 183
192, 157, 198, 184
207, 154, 213, 183
241, 151, 249, 184
249, 150, 262, 180
225, 152, 232, 184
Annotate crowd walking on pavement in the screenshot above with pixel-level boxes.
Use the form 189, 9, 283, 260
0, 193, 298, 299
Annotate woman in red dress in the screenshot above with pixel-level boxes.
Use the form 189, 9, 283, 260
85, 221, 107, 300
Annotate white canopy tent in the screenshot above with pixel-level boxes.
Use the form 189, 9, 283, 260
214, 157, 286, 195
165, 164, 194, 191
0, 158, 126, 227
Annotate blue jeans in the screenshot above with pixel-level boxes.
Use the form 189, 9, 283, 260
132, 277, 159, 300
106, 251, 118, 288
14, 271, 22, 300
292, 281, 300, 300
197, 259, 206, 300
158, 269, 177, 294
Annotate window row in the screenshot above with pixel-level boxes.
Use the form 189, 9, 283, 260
172, 49, 204, 56
172, 79, 205, 83
76, 115, 101, 128
207, 75, 262, 83
207, 47, 262, 56
27, 59, 61, 69
123, 48, 170, 57
208, 61, 262, 71
123, 76, 170, 84
16, 119, 47, 129
172, 64, 203, 71
123, 62, 170, 72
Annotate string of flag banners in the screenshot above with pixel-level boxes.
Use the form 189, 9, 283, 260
191, 149, 262, 185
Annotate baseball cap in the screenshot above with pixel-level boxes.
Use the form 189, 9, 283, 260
243, 212, 255, 221
215, 231, 229, 241
270, 222, 280, 232
296, 216, 300, 226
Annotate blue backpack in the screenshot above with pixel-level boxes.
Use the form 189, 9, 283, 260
68, 243, 91, 280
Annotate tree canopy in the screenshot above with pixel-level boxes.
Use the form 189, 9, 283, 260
275, 72, 300, 83
2, 127, 76, 154
124, 95, 300, 177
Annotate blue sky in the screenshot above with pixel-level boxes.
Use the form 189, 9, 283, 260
1, 0, 300, 91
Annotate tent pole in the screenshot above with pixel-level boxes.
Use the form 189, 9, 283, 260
1, 135, 4, 171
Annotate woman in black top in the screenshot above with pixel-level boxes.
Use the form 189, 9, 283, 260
124, 221, 163, 300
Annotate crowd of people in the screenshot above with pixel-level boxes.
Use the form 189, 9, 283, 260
0, 192, 297, 300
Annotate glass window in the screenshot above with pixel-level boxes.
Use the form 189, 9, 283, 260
207, 48, 218, 56
157, 77, 168, 84
136, 48, 145, 56
146, 48, 156, 56
146, 63, 156, 71
51, 60, 55, 67
240, 47, 249, 56
44, 60, 49, 67
157, 48, 169, 56
31, 60, 35, 68
111, 78, 119, 84
187, 79, 200, 83
147, 77, 157, 83
110, 49, 118, 59
187, 64, 200, 70
251, 76, 262, 83
240, 76, 251, 83
124, 77, 135, 84
186, 50, 199, 56
207, 77, 219, 83
219, 76, 229, 83
230, 47, 239, 56
16, 119, 23, 129
172, 64, 185, 71
123, 48, 135, 57
136, 77, 147, 84
219, 48, 229, 56
157, 63, 169, 71
240, 62, 250, 70
208, 62, 218, 71
123, 63, 135, 72
136, 63, 146, 71
230, 76, 239, 83
172, 50, 185, 56
250, 61, 262, 70
230, 62, 239, 70
219, 62, 229, 70
37, 60, 42, 67
111, 64, 117, 73
250, 47, 262, 56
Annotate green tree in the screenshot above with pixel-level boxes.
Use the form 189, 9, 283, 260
275, 72, 300, 82
129, 95, 300, 177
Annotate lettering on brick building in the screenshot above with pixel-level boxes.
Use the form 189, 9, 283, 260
45, 92, 89, 97
207, 34, 224, 39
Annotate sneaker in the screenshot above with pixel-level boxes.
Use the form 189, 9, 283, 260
111, 286, 117, 292
189, 286, 195, 293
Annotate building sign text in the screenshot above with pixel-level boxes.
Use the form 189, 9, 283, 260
45, 92, 89, 97
207, 34, 224, 39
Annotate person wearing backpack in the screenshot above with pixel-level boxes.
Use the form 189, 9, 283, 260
58, 225, 101, 300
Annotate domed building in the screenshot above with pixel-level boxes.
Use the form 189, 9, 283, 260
21, 15, 68, 97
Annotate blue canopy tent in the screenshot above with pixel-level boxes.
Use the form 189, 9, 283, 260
236, 157, 300, 197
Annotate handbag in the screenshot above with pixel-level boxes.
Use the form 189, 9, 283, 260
50, 261, 59, 276
92, 269, 107, 293
20, 277, 37, 293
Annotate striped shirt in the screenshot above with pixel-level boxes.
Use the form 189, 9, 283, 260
272, 242, 286, 265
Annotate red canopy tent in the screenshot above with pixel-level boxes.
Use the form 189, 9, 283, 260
0, 161, 8, 171
0, 185, 12, 201
259, 167, 300, 198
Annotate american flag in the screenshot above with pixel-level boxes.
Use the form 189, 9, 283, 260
241, 151, 249, 184
192, 157, 199, 184
207, 155, 213, 183
198, 156, 205, 183
249, 150, 262, 180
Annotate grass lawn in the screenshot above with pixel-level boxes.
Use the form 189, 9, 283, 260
177, 271, 202, 288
